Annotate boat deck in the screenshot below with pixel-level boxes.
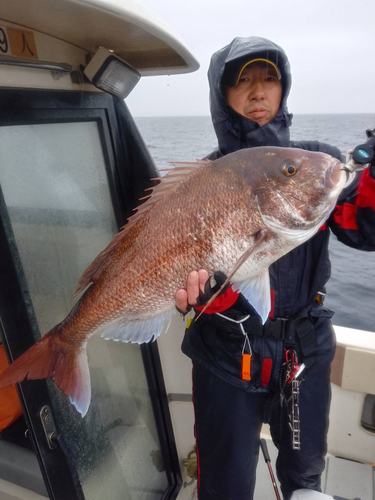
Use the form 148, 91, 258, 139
255, 438, 374, 500
0, 431, 373, 499
188, 437, 375, 500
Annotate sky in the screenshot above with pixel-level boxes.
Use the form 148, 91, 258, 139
126, 0, 375, 117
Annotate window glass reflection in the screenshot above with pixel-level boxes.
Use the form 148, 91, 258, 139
0, 122, 168, 499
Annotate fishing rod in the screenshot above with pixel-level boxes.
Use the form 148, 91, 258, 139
260, 438, 282, 500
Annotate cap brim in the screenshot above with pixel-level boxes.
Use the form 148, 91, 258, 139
223, 57, 282, 87
235, 58, 281, 85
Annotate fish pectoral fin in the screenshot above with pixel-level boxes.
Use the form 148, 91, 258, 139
196, 229, 268, 319
99, 310, 174, 344
232, 269, 271, 325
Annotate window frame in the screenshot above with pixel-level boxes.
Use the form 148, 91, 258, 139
0, 89, 181, 500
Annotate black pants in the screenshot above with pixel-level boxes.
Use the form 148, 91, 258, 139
191, 319, 335, 500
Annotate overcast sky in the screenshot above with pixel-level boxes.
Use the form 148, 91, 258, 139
125, 0, 375, 117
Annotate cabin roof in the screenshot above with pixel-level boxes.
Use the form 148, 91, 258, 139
0, 0, 200, 76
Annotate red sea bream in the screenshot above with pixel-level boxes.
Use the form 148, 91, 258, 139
0, 147, 346, 416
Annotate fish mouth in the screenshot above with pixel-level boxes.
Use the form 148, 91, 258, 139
324, 158, 341, 189
324, 158, 347, 199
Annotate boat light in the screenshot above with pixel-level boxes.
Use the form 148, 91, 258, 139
84, 47, 140, 99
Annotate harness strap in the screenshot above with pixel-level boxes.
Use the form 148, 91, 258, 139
209, 306, 319, 369
295, 317, 318, 370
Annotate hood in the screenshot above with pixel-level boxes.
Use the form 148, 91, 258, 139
208, 36, 293, 155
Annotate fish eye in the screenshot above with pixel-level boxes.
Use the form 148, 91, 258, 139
282, 162, 298, 177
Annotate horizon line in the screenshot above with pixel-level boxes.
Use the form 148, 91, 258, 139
133, 112, 375, 118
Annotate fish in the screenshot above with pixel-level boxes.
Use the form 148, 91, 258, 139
0, 146, 346, 416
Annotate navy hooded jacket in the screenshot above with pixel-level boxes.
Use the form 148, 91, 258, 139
182, 37, 375, 380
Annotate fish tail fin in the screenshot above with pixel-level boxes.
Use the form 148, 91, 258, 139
0, 330, 91, 417
0, 331, 57, 388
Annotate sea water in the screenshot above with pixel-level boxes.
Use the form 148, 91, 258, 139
134, 114, 375, 331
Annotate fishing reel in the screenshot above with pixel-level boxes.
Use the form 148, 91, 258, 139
352, 128, 375, 166
342, 128, 375, 185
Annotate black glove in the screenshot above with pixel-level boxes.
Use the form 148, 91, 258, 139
198, 271, 259, 317
198, 271, 231, 305
176, 271, 230, 317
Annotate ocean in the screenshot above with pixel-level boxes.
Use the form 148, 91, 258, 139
134, 114, 375, 332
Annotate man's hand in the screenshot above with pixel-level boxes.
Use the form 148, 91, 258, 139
175, 270, 231, 315
175, 270, 209, 315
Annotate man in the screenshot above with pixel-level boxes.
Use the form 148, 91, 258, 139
175, 36, 375, 500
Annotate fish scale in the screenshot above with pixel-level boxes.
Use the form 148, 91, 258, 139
0, 146, 346, 416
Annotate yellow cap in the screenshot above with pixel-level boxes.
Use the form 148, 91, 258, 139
234, 58, 281, 86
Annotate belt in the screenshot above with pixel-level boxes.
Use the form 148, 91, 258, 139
213, 313, 299, 341
212, 292, 324, 341
260, 317, 294, 340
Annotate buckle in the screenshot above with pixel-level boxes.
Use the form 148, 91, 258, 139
263, 318, 288, 339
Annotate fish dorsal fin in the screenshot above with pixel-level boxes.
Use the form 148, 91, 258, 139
74, 160, 211, 295
232, 269, 271, 325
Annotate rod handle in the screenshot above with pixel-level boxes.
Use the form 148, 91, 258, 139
260, 438, 271, 463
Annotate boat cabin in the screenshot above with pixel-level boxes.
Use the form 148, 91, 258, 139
0, 1, 373, 500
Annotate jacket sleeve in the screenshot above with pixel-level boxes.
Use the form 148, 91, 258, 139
291, 139, 375, 251
328, 168, 375, 250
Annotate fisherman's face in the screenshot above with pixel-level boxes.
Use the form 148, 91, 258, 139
225, 62, 282, 126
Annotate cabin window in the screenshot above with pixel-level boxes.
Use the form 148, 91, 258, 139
0, 94, 176, 499
1, 121, 118, 331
